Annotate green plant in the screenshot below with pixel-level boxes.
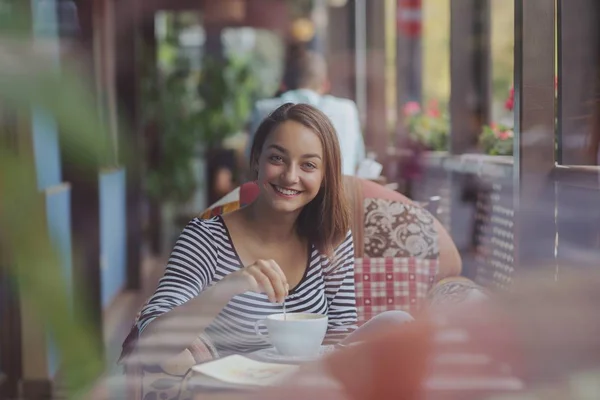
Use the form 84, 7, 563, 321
143, 54, 258, 204
196, 55, 259, 148
403, 100, 449, 151
1, 23, 115, 400
479, 84, 515, 156
143, 60, 200, 204
479, 123, 514, 156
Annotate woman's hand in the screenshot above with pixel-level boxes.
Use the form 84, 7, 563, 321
223, 259, 289, 303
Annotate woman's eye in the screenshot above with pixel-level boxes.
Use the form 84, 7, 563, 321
269, 155, 283, 163
303, 162, 317, 170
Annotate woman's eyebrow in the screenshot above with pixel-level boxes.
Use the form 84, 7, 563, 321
267, 144, 322, 160
267, 144, 287, 153
302, 153, 322, 160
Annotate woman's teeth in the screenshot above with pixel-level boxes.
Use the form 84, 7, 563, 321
274, 186, 300, 196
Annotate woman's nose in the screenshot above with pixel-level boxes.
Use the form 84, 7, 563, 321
281, 165, 300, 184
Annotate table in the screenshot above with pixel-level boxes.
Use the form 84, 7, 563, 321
185, 360, 525, 400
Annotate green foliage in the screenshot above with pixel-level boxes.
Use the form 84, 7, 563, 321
144, 53, 259, 204
479, 123, 514, 156
196, 55, 259, 147
0, 38, 112, 400
142, 62, 199, 203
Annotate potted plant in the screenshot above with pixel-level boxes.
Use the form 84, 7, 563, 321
479, 123, 514, 156
196, 54, 259, 205
143, 51, 258, 251
478, 85, 515, 156
398, 99, 449, 197
403, 99, 449, 152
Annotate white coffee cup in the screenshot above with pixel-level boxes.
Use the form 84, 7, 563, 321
254, 313, 328, 357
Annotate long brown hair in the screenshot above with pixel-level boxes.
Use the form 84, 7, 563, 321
249, 103, 350, 257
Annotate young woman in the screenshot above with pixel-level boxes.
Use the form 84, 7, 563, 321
128, 103, 360, 359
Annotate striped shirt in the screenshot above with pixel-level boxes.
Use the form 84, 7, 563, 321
136, 216, 358, 356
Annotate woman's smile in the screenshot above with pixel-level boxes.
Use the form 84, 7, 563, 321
271, 184, 303, 198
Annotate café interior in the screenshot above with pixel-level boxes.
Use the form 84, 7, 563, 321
1, 0, 600, 399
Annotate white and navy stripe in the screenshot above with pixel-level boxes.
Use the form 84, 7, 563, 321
136, 216, 357, 356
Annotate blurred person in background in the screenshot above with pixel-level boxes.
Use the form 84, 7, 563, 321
245, 50, 366, 176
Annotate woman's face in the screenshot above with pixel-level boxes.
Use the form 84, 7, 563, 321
256, 120, 324, 214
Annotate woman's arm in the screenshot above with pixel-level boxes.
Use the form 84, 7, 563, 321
323, 232, 358, 344
133, 219, 243, 360
136, 274, 244, 360
131, 219, 289, 361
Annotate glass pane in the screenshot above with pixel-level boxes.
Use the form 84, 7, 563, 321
558, 0, 600, 165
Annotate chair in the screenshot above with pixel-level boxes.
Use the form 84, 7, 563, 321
201, 176, 462, 281
124, 176, 482, 400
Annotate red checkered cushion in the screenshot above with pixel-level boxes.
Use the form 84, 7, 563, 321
354, 257, 438, 322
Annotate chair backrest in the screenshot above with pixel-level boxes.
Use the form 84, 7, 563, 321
201, 177, 446, 319
201, 176, 447, 263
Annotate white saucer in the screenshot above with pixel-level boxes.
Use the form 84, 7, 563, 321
250, 345, 335, 364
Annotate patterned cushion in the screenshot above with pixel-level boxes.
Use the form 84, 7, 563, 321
363, 198, 439, 259
354, 257, 438, 322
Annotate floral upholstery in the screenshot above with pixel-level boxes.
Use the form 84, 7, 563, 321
221, 177, 441, 259
363, 198, 439, 259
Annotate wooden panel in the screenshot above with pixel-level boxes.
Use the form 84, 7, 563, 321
450, 0, 491, 154
327, 2, 355, 100
114, 0, 143, 290
513, 0, 556, 271
365, 0, 388, 157
0, 260, 22, 398
62, 0, 104, 359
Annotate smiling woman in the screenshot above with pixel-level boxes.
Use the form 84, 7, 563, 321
248, 102, 351, 256
121, 103, 357, 364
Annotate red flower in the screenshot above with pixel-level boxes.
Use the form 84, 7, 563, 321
495, 129, 513, 140
505, 87, 514, 111
425, 99, 440, 118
